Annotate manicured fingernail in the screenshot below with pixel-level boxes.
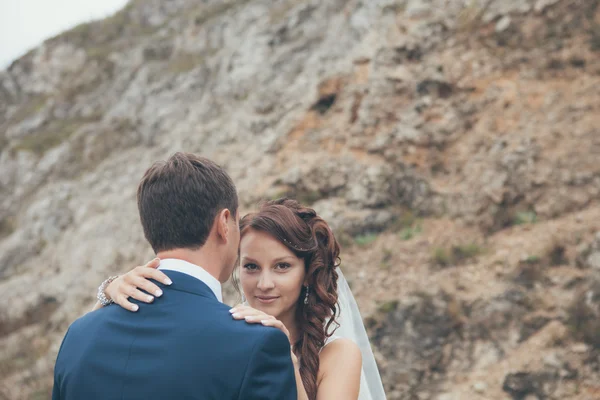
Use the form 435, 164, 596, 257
260, 320, 268, 324
131, 304, 139, 311
232, 313, 241, 318
229, 308, 236, 313
164, 279, 172, 285
147, 296, 154, 302
155, 289, 163, 297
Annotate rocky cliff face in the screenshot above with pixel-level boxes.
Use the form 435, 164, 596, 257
1, 0, 600, 398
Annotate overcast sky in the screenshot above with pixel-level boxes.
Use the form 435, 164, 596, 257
0, 0, 129, 68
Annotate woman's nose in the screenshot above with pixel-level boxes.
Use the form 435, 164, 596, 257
257, 273, 275, 290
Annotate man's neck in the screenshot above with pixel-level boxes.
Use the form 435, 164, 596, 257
157, 247, 222, 283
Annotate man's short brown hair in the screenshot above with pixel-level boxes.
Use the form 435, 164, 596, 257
137, 152, 238, 253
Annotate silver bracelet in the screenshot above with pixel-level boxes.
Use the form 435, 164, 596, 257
97, 275, 119, 306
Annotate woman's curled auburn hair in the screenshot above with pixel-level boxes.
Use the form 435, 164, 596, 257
239, 198, 341, 400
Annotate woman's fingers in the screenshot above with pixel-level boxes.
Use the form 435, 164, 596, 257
101, 259, 170, 313
229, 305, 273, 322
144, 258, 161, 269
242, 314, 274, 323
231, 309, 269, 320
146, 269, 172, 286
139, 260, 172, 285
131, 275, 164, 298
125, 285, 156, 304
229, 304, 248, 313
114, 294, 140, 312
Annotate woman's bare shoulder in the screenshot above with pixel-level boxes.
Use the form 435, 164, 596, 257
317, 338, 362, 392
319, 338, 362, 372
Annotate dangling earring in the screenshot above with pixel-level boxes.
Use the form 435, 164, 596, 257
241, 292, 246, 304
304, 285, 309, 305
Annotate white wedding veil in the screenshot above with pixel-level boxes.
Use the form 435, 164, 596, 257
332, 267, 387, 400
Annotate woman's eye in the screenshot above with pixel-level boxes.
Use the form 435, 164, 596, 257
243, 263, 259, 271
275, 263, 291, 270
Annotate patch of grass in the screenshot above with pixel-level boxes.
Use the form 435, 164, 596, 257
86, 45, 116, 62
390, 210, 422, 240
296, 190, 322, 205
453, 243, 484, 262
57, 2, 158, 62
456, 0, 493, 33
60, 3, 137, 46
193, 1, 241, 26
391, 210, 418, 230
268, 0, 302, 23
400, 223, 422, 241
377, 300, 399, 314
590, 24, 600, 52
523, 255, 541, 264
13, 118, 91, 156
0, 133, 7, 152
336, 230, 354, 249
9, 96, 47, 125
432, 243, 484, 267
14, 129, 72, 155
167, 53, 207, 75
433, 247, 452, 267
354, 233, 378, 247
513, 211, 537, 225
381, 248, 393, 269
0, 217, 16, 239
268, 187, 289, 201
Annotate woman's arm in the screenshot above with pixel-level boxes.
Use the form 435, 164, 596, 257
316, 338, 362, 400
92, 258, 171, 312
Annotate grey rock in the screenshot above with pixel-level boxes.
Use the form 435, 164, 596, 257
495, 16, 512, 33
473, 381, 487, 393
534, 0, 561, 13
587, 252, 600, 270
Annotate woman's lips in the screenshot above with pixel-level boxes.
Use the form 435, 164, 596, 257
255, 296, 279, 304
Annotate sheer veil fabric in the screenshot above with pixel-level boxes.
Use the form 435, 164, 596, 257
332, 268, 386, 400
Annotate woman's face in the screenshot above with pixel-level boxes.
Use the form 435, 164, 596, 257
239, 228, 306, 319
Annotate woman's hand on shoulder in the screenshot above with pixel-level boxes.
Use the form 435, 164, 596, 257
228, 305, 291, 340
317, 338, 362, 399
229, 304, 298, 365
104, 258, 172, 312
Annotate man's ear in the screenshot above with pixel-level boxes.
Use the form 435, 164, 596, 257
217, 209, 231, 243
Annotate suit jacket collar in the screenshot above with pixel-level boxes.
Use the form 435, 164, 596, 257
158, 258, 222, 302
160, 270, 221, 302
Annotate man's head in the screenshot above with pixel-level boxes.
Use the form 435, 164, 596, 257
137, 152, 240, 282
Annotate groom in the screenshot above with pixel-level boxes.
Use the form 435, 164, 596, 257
52, 153, 297, 399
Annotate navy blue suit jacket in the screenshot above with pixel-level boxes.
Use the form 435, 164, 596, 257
52, 270, 297, 400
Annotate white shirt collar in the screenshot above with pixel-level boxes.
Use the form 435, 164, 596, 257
158, 258, 223, 302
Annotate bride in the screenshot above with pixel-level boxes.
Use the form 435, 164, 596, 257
94, 198, 386, 400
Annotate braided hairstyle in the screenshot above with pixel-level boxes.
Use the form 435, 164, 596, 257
239, 198, 341, 400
